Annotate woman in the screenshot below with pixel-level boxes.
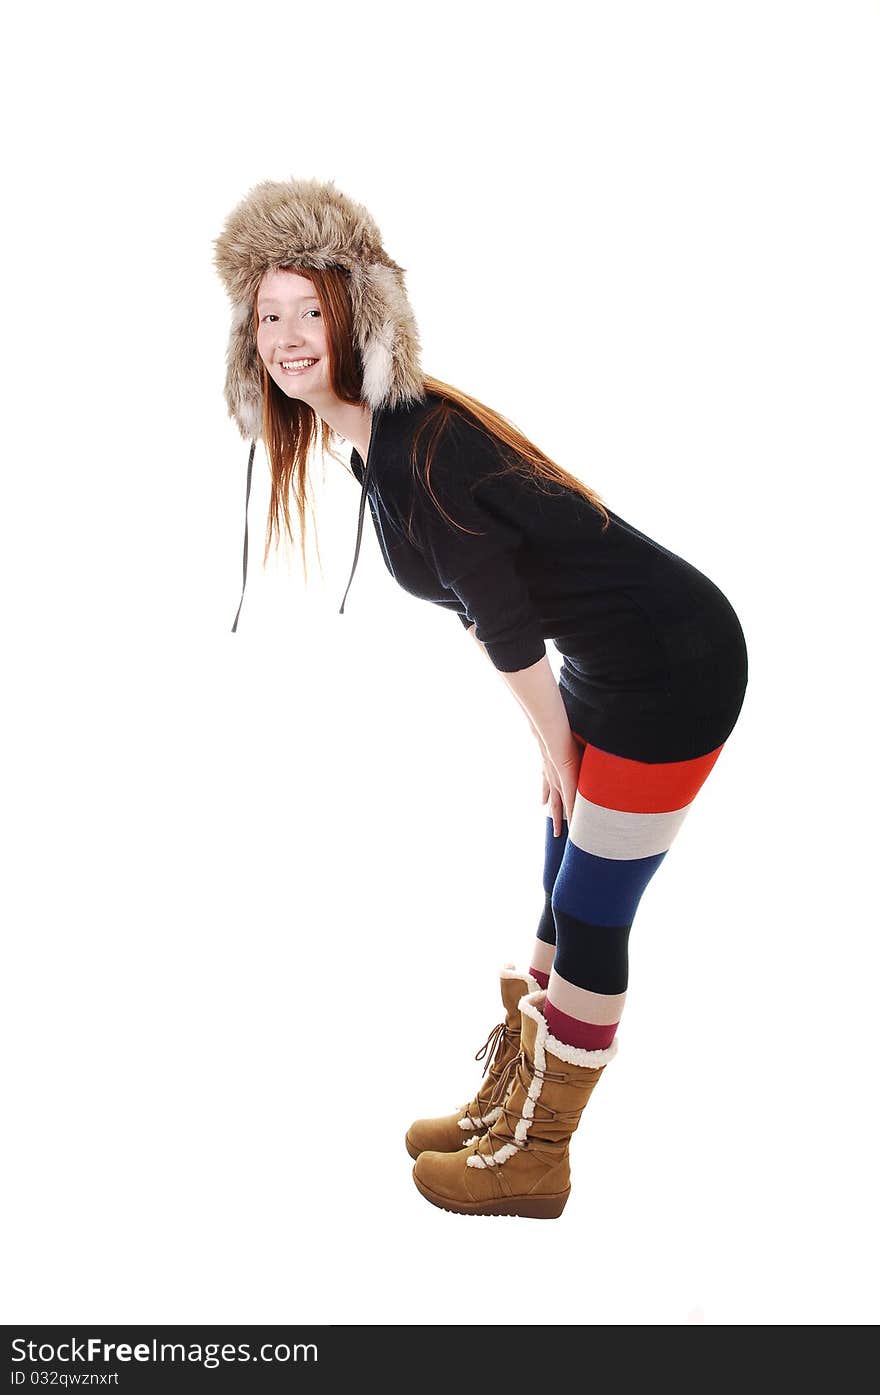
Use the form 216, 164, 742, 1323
213, 177, 748, 1219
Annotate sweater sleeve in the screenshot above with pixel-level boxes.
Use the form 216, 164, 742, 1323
408, 415, 547, 672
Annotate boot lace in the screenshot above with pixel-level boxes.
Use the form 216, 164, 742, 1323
457, 1020, 521, 1130
475, 1020, 516, 1079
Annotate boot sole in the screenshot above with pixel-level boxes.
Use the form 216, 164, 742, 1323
412, 1171, 570, 1219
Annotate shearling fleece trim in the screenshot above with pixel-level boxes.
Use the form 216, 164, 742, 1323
519, 992, 620, 1069
500, 961, 542, 995
458, 1105, 502, 1131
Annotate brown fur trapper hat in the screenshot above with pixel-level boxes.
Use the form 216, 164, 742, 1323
212, 176, 426, 439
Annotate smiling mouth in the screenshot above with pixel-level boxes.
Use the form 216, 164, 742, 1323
279, 358, 319, 374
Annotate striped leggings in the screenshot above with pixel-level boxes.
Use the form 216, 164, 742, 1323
530, 731, 727, 1050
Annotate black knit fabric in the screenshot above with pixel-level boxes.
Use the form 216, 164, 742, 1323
348, 393, 748, 762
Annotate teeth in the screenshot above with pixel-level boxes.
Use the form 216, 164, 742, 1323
281, 358, 317, 370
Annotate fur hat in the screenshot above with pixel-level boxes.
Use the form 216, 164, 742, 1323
212, 175, 426, 440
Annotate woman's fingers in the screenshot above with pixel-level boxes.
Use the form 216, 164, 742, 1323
547, 786, 560, 838
541, 744, 582, 837
556, 752, 581, 829
542, 771, 558, 836
545, 780, 560, 836
551, 774, 576, 834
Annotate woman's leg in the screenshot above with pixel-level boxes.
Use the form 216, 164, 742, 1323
533, 733, 728, 1050
529, 817, 567, 989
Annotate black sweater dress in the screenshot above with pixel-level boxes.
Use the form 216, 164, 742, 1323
343, 392, 748, 763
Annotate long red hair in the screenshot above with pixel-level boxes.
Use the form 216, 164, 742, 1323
254, 267, 610, 579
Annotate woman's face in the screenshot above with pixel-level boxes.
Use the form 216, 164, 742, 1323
256, 269, 330, 403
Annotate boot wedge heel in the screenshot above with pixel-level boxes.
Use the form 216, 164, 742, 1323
412, 1171, 570, 1218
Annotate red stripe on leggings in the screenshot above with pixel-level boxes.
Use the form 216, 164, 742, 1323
544, 999, 619, 1051
575, 741, 725, 813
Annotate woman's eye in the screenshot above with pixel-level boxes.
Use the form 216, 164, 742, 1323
260, 310, 319, 323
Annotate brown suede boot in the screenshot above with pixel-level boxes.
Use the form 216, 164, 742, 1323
411, 989, 617, 1218
405, 965, 541, 1161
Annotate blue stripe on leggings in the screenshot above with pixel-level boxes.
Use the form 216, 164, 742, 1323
552, 840, 668, 928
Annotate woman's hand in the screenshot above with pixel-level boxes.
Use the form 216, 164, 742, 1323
539, 730, 584, 838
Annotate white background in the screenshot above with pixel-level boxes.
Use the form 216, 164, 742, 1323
3, 0, 878, 1327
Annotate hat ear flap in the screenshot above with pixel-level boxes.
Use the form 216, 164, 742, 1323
224, 296, 263, 441
352, 261, 424, 411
